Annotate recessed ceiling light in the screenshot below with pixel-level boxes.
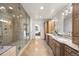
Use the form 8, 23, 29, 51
40, 6, 44, 10
9, 6, 13, 9
0, 6, 5, 9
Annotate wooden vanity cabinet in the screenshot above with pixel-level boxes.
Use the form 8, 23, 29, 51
48, 36, 56, 55
72, 3, 79, 44
45, 34, 49, 44
48, 35, 64, 56
46, 34, 79, 56
55, 41, 64, 56
64, 45, 79, 56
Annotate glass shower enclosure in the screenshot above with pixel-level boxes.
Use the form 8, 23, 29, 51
0, 3, 30, 55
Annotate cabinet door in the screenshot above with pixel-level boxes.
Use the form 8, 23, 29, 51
52, 41, 56, 56
48, 36, 56, 55
73, 17, 79, 36
45, 34, 49, 43
72, 3, 79, 44
72, 37, 79, 44
73, 3, 79, 17
64, 45, 79, 56
64, 51, 71, 56
64, 45, 72, 56
55, 46, 61, 56
55, 41, 61, 56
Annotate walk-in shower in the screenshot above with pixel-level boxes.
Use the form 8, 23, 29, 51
0, 3, 30, 55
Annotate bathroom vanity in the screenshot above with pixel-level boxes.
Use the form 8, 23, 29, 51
46, 33, 79, 56
44, 3, 79, 56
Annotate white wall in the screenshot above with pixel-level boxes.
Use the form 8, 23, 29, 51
30, 18, 44, 39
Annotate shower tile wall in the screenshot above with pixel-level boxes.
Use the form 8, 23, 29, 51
0, 10, 13, 45
2, 20, 13, 45
0, 4, 30, 55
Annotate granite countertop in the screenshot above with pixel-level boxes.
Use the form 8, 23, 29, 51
46, 33, 79, 51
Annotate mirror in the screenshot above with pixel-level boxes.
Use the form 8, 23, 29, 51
51, 4, 72, 38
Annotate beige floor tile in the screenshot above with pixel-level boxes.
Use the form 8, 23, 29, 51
19, 38, 53, 56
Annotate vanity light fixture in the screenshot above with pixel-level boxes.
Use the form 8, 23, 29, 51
40, 6, 44, 10
9, 6, 13, 9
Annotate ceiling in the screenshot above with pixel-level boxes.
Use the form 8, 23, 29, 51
21, 3, 68, 20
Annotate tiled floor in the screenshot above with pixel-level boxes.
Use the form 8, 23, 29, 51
19, 37, 53, 56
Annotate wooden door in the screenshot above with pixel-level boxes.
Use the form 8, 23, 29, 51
48, 20, 55, 33
44, 22, 47, 34
44, 22, 48, 40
